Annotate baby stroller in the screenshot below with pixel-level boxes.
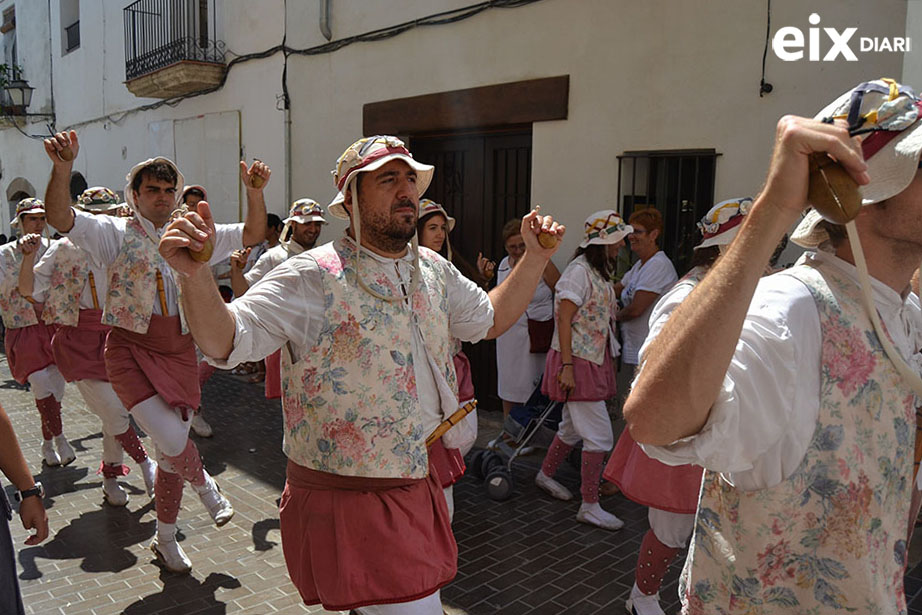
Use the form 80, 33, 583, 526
470, 377, 563, 501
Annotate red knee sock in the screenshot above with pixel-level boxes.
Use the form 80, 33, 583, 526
155, 467, 184, 524
162, 439, 206, 487
114, 425, 149, 464
35, 395, 62, 440
99, 462, 131, 478
541, 435, 574, 478
635, 528, 680, 595
580, 450, 606, 503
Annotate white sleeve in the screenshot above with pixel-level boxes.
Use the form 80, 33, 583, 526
634, 254, 677, 294
554, 263, 591, 307
447, 261, 494, 343
207, 252, 325, 367
244, 250, 278, 286
64, 209, 124, 266
210, 223, 244, 264
641, 274, 822, 491
30, 242, 60, 302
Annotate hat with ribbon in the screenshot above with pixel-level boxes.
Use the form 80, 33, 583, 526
327, 135, 434, 220
285, 199, 327, 225
10, 198, 45, 226
695, 198, 753, 249
579, 210, 632, 248
418, 199, 455, 231
75, 187, 121, 213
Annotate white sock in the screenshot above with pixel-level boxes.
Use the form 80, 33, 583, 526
157, 521, 176, 542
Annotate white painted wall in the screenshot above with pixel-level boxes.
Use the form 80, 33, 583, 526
0, 0, 289, 237
286, 0, 908, 263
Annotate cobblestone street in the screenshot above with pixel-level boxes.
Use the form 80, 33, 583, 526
4, 352, 922, 614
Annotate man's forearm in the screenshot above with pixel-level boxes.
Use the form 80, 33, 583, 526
624, 202, 793, 445
0, 407, 36, 491
179, 267, 237, 359
485, 252, 550, 339
241, 188, 267, 247
230, 269, 250, 297
17, 253, 35, 298
44, 163, 76, 233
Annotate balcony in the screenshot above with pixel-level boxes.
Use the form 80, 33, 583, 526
123, 0, 225, 99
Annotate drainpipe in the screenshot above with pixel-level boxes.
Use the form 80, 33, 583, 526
320, 0, 332, 41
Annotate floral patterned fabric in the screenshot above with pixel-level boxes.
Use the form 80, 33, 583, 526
0, 240, 46, 329
41, 238, 90, 327
550, 256, 615, 365
103, 216, 180, 334
280, 238, 457, 479
682, 261, 915, 615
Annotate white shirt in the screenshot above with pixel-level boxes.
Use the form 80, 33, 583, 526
497, 255, 554, 321
210, 236, 495, 434
66, 209, 244, 316
642, 251, 922, 491
619, 251, 677, 363
31, 239, 109, 307
244, 242, 305, 286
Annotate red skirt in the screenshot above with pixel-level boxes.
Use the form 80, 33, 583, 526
265, 349, 281, 400
542, 348, 617, 402
603, 428, 703, 514
104, 314, 199, 413
51, 309, 109, 382
452, 351, 474, 402
4, 306, 55, 385
279, 457, 457, 611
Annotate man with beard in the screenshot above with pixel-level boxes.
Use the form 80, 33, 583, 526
159, 135, 565, 614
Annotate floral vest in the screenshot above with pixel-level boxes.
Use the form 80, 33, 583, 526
103, 216, 185, 334
280, 238, 457, 479
42, 238, 92, 327
550, 256, 614, 365
0, 240, 47, 329
682, 261, 914, 615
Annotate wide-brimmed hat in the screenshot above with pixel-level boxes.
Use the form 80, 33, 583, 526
815, 78, 922, 206
418, 199, 455, 231
327, 136, 434, 220
10, 197, 45, 226
579, 210, 632, 249
180, 184, 207, 204
123, 157, 184, 210
75, 187, 121, 213
285, 199, 327, 224
790, 209, 828, 249
695, 198, 753, 250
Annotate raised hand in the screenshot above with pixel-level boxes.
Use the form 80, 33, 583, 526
519, 206, 565, 259
43, 131, 79, 165
160, 201, 217, 276
241, 160, 271, 190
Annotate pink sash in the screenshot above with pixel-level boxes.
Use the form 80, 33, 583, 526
104, 314, 199, 413
51, 309, 109, 382
265, 349, 281, 400
4, 305, 54, 384
279, 457, 456, 610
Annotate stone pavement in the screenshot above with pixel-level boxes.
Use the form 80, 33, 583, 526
4, 351, 922, 614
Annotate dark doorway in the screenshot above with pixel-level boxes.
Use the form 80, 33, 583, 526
411, 129, 533, 411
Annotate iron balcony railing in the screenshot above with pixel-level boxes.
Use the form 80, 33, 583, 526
123, 0, 225, 81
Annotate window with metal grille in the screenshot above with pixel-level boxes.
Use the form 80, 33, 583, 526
617, 149, 720, 277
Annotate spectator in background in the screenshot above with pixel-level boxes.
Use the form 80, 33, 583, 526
534, 210, 631, 531
614, 208, 677, 402
492, 218, 560, 450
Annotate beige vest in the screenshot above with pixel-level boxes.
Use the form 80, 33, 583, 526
681, 261, 914, 614
42, 238, 91, 327
103, 216, 184, 334
0, 240, 47, 329
550, 256, 615, 365
280, 238, 457, 479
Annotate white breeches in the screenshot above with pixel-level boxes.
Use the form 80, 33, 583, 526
557, 400, 614, 452
355, 590, 442, 614
130, 395, 192, 462
648, 507, 696, 549
75, 380, 130, 435
27, 364, 66, 401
